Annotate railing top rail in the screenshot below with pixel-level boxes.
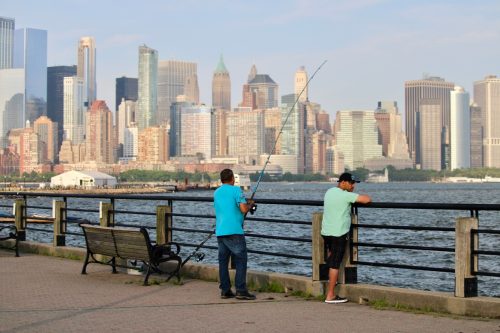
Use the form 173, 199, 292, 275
2, 191, 500, 211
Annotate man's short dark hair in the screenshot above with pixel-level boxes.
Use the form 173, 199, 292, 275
220, 169, 234, 183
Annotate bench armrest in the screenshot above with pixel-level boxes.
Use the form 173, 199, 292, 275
154, 242, 181, 257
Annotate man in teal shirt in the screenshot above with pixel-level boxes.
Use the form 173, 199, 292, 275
214, 169, 255, 300
322, 172, 371, 303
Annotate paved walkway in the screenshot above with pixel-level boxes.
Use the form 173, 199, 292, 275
1, 250, 499, 333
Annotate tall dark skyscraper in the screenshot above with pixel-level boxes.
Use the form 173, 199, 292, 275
115, 76, 138, 111
47, 65, 77, 151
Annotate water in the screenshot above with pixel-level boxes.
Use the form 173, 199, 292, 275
3, 182, 500, 297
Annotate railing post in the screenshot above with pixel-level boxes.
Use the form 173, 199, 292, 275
14, 198, 26, 241
339, 206, 358, 284
99, 202, 114, 227
455, 217, 478, 297
312, 212, 326, 280
53, 200, 66, 246
156, 205, 172, 244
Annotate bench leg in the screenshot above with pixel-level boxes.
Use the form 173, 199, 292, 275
81, 251, 90, 274
165, 257, 182, 283
111, 257, 117, 274
143, 265, 152, 286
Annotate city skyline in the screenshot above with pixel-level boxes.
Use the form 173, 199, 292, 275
2, 1, 499, 121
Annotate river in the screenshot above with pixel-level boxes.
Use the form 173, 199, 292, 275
7, 181, 500, 297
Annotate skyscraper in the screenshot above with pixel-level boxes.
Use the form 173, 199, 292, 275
212, 55, 231, 111
137, 45, 158, 130
226, 109, 265, 164
14, 28, 48, 123
180, 105, 215, 160
473, 75, 500, 167
184, 73, 199, 104
0, 68, 24, 147
241, 65, 278, 110
404, 76, 454, 166
419, 100, 442, 170
115, 76, 138, 111
450, 86, 470, 170
77, 37, 96, 107
281, 94, 305, 173
33, 116, 58, 163
47, 65, 77, 151
469, 103, 483, 168
85, 100, 114, 164
157, 60, 197, 124
63, 76, 85, 144
0, 17, 15, 69
138, 126, 168, 163
294, 66, 308, 102
333, 110, 383, 170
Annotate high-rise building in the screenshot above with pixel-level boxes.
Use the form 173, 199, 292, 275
0, 68, 24, 147
263, 107, 282, 155
212, 55, 231, 111
180, 105, 215, 160
169, 100, 192, 157
47, 65, 77, 151
63, 76, 85, 145
138, 126, 168, 163
404, 76, 454, 166
473, 75, 500, 167
117, 99, 136, 147
14, 28, 48, 123
77, 37, 96, 107
0, 17, 15, 69
333, 110, 383, 170
33, 116, 58, 163
214, 109, 228, 157
123, 126, 138, 161
85, 100, 114, 164
226, 109, 265, 164
419, 100, 442, 170
374, 101, 410, 160
450, 87, 470, 170
157, 60, 197, 124
294, 66, 308, 102
137, 45, 158, 130
241, 65, 278, 110
115, 76, 138, 111
316, 111, 331, 134
469, 103, 483, 168
184, 73, 199, 105
281, 94, 305, 173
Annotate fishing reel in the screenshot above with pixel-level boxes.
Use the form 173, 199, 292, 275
193, 251, 205, 262
249, 203, 257, 215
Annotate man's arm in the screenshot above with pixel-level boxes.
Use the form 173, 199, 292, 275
356, 194, 371, 204
239, 200, 255, 214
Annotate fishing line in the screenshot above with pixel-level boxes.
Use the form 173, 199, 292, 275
181, 60, 328, 268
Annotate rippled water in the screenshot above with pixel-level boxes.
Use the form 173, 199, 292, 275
3, 182, 500, 297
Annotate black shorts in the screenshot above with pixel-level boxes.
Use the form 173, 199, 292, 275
322, 233, 348, 269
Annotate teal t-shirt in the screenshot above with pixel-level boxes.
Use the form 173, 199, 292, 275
214, 184, 247, 236
321, 187, 359, 237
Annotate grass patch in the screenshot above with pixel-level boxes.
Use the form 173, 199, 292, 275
289, 290, 323, 301
247, 281, 285, 293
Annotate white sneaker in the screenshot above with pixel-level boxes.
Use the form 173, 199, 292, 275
325, 296, 348, 304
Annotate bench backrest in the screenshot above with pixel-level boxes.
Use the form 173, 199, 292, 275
80, 224, 152, 261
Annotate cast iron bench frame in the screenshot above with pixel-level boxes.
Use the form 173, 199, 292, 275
0, 225, 19, 257
80, 223, 182, 285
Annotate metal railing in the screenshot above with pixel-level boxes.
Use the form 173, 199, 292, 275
0, 191, 499, 297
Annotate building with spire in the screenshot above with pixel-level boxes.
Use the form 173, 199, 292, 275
240, 65, 278, 110
294, 66, 308, 103
212, 55, 231, 111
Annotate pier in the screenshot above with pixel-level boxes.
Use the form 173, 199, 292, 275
1, 191, 500, 326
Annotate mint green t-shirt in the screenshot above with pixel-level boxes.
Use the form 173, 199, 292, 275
321, 187, 359, 237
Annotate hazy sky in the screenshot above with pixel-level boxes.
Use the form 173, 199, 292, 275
3, 0, 500, 120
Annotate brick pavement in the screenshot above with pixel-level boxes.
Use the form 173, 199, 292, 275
1, 250, 499, 333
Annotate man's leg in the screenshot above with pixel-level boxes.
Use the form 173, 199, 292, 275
326, 268, 339, 300
224, 235, 248, 293
217, 237, 231, 293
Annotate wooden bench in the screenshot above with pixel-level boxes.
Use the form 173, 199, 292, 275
80, 224, 182, 285
0, 225, 19, 257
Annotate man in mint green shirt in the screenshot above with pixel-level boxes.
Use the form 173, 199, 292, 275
321, 172, 371, 304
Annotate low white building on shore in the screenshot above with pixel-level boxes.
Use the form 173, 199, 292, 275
51, 170, 117, 188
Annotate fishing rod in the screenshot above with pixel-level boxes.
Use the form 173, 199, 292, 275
181, 60, 328, 268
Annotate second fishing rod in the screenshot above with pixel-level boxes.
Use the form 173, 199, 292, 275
181, 60, 328, 267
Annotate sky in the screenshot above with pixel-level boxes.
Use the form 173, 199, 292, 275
2, 0, 500, 121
